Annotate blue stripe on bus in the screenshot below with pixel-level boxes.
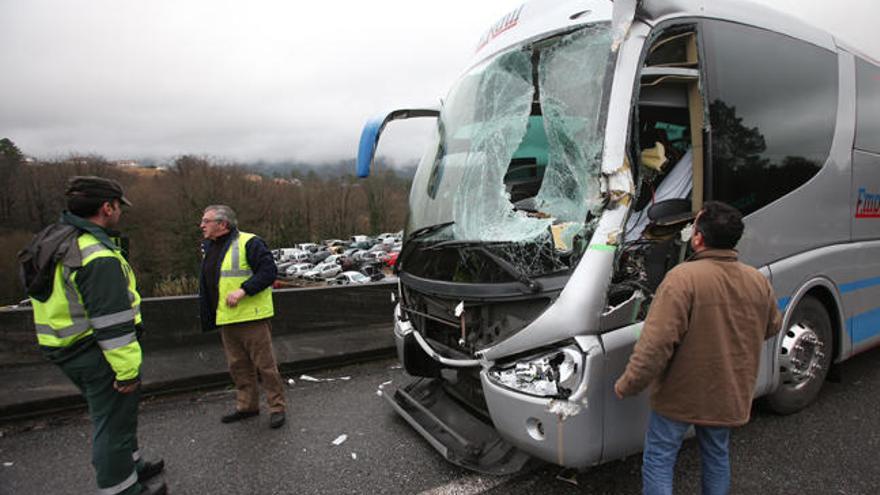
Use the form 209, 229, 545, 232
846, 307, 880, 344
839, 276, 880, 294
777, 297, 791, 312
777, 275, 880, 314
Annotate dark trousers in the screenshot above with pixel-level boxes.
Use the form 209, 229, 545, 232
59, 344, 142, 495
220, 319, 286, 413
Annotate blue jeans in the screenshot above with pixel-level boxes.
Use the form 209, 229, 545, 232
642, 411, 731, 495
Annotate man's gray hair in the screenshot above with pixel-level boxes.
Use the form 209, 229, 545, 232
204, 204, 238, 229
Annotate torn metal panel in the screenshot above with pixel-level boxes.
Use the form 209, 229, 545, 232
610, 0, 638, 51
602, 22, 651, 176
599, 290, 645, 331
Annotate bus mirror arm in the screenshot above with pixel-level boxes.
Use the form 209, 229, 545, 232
356, 108, 440, 178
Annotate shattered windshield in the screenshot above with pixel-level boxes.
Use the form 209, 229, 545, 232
405, 23, 614, 281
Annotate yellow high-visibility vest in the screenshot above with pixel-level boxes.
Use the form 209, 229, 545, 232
31, 232, 142, 380
215, 231, 274, 326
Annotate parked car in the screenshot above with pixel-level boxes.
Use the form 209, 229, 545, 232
359, 262, 385, 281
385, 251, 400, 267
304, 261, 342, 280
328, 271, 371, 286
275, 260, 296, 273
309, 250, 331, 265
362, 251, 388, 263
350, 235, 370, 244
275, 248, 300, 262
285, 262, 313, 278
297, 242, 320, 253
324, 254, 344, 266
367, 243, 388, 253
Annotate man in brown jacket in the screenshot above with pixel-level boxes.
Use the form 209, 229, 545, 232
615, 201, 782, 495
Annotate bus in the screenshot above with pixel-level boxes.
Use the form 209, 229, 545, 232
356, 0, 880, 473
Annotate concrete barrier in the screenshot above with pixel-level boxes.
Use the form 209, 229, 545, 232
0, 282, 397, 420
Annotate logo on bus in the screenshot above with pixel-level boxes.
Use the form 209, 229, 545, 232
476, 5, 524, 53
855, 188, 880, 218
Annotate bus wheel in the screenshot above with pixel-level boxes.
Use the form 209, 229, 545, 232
765, 295, 833, 415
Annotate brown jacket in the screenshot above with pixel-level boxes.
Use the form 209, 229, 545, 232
615, 249, 782, 426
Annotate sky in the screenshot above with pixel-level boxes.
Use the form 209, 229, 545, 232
1, 0, 878, 167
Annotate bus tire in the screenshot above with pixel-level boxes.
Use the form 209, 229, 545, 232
765, 295, 833, 415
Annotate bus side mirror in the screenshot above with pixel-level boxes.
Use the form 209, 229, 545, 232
356, 108, 440, 178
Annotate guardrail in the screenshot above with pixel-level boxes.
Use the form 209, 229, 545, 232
0, 282, 397, 421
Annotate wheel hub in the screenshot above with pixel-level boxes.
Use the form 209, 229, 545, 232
778, 322, 825, 388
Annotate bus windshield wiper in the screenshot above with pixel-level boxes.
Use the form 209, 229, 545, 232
404, 221, 455, 243
398, 221, 455, 270
427, 240, 542, 293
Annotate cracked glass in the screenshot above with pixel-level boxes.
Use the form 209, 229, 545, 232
406, 23, 614, 279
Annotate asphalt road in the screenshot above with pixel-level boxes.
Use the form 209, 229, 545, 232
1, 347, 879, 495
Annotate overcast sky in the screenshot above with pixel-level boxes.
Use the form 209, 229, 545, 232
1, 0, 877, 166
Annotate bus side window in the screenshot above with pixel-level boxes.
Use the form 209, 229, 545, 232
701, 19, 837, 216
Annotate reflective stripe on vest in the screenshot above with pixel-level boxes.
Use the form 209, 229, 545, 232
215, 231, 274, 326
32, 233, 141, 347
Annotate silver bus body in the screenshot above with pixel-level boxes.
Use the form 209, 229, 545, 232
358, 0, 880, 472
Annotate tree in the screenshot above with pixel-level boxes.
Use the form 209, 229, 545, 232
0, 138, 24, 225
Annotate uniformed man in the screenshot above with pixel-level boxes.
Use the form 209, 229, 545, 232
19, 176, 166, 495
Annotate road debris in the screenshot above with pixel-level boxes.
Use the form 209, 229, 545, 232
556, 468, 579, 486
351, 453, 357, 460
332, 434, 348, 446
376, 379, 394, 397
287, 378, 296, 387
4, 462, 14, 467
299, 374, 352, 383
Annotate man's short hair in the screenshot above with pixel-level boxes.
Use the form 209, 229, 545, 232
696, 201, 744, 249
204, 204, 238, 229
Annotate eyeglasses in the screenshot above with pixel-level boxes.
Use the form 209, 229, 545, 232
200, 218, 222, 225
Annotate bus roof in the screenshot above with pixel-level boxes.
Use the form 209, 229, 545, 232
468, 0, 837, 70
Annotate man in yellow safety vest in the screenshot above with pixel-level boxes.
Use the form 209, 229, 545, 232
198, 204, 286, 429
19, 176, 166, 495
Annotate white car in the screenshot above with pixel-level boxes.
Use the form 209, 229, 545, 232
285, 263, 313, 278
304, 261, 342, 280
328, 271, 371, 286
362, 251, 388, 263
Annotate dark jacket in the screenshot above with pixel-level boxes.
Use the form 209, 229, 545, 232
199, 228, 277, 331
615, 249, 782, 427
21, 212, 141, 374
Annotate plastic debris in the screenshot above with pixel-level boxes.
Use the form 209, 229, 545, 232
379, 380, 393, 388
389, 364, 402, 370
332, 434, 348, 446
3, 462, 13, 467
556, 468, 579, 486
376, 390, 383, 397
351, 453, 357, 460
547, 399, 583, 420
299, 374, 351, 383
287, 378, 296, 387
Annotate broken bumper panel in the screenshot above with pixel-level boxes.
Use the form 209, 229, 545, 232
382, 377, 531, 475
480, 338, 605, 468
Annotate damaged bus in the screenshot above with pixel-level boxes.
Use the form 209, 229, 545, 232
356, 0, 880, 473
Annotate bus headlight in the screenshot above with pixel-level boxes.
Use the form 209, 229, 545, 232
487, 346, 583, 398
